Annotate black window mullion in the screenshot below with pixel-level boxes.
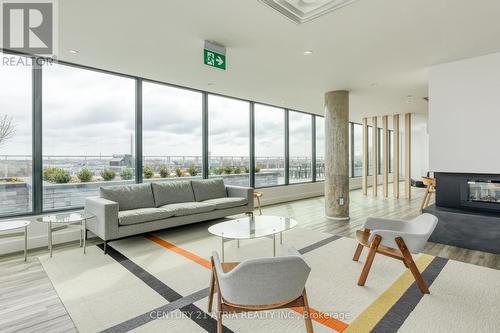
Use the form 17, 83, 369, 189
249, 102, 255, 188
312, 116, 316, 182
135, 78, 143, 183
32, 58, 43, 214
350, 122, 355, 178
202, 92, 209, 179
284, 109, 289, 185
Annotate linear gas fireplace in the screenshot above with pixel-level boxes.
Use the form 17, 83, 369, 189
435, 172, 500, 213
428, 172, 500, 254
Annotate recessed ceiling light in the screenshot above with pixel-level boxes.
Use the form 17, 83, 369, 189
303, 50, 313, 55
68, 49, 79, 54
207, 82, 215, 86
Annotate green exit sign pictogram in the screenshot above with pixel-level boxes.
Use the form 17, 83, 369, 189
204, 49, 226, 70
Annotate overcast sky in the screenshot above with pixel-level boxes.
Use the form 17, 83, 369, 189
1, 54, 317, 159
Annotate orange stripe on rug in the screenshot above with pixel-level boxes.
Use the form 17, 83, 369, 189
145, 234, 211, 269
145, 234, 349, 332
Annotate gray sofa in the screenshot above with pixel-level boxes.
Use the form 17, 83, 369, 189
84, 179, 253, 252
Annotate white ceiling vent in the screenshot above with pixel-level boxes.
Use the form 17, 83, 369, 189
259, 0, 358, 24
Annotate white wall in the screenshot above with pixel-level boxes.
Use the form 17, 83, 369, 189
429, 52, 500, 174
411, 113, 429, 178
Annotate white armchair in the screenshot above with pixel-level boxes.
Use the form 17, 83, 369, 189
353, 213, 438, 294
208, 248, 314, 333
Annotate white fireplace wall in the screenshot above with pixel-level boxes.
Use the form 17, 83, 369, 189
429, 52, 500, 174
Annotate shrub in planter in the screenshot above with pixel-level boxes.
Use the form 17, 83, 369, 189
52, 169, 71, 183
120, 168, 133, 180
244, 166, 249, 174
255, 166, 261, 173
43, 167, 58, 182
233, 166, 241, 174
101, 169, 116, 181
159, 166, 169, 178
43, 167, 70, 183
187, 165, 198, 177
77, 168, 93, 182
143, 166, 154, 179
175, 167, 184, 177
223, 166, 233, 175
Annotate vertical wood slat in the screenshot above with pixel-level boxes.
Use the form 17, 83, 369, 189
382, 115, 388, 197
362, 118, 368, 195
393, 114, 400, 199
372, 116, 378, 197
405, 113, 412, 200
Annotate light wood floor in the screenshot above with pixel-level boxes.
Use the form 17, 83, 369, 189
1, 186, 499, 332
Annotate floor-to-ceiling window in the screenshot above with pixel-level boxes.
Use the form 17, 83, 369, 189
0, 54, 32, 216
208, 95, 250, 186
378, 127, 383, 175
143, 82, 202, 181
352, 123, 363, 177
42, 64, 135, 211
389, 130, 394, 173
0, 55, 338, 218
255, 104, 285, 187
368, 126, 374, 176
349, 123, 353, 177
315, 116, 325, 181
289, 111, 312, 184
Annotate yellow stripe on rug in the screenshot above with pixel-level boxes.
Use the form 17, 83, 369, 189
145, 234, 349, 332
343, 254, 435, 333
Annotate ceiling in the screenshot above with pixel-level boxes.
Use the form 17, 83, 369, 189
57, 0, 500, 120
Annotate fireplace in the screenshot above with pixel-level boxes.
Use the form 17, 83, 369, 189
461, 179, 500, 209
426, 173, 500, 254
435, 173, 500, 213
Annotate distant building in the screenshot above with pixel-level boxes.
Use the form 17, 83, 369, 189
109, 154, 133, 171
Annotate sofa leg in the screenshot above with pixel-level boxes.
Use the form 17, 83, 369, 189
246, 212, 254, 217
103, 241, 108, 255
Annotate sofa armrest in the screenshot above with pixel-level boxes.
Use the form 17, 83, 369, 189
84, 197, 119, 241
226, 185, 254, 212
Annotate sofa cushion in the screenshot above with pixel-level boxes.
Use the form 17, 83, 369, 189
118, 207, 174, 226
151, 181, 195, 207
100, 183, 155, 211
191, 179, 226, 202
159, 202, 216, 217
202, 197, 248, 210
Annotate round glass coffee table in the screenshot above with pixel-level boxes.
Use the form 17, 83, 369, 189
0, 220, 30, 261
208, 215, 298, 261
37, 212, 94, 257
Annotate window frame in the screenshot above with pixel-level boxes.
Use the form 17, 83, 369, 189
0, 50, 347, 218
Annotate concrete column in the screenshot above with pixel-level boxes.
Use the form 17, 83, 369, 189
324, 90, 349, 220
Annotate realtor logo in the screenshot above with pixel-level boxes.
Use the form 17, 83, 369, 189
1, 0, 57, 56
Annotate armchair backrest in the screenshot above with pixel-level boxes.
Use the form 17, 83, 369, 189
406, 213, 438, 252
212, 252, 310, 306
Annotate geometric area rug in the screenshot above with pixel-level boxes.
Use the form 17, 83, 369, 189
39, 223, 500, 333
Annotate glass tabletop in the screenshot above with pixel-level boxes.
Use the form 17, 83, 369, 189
0, 220, 30, 231
36, 212, 95, 224
208, 216, 298, 240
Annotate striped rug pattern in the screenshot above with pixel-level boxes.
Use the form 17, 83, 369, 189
39, 223, 500, 333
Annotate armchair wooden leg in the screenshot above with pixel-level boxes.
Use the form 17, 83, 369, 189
353, 243, 364, 261
216, 289, 223, 333
302, 289, 314, 333
358, 234, 381, 286
420, 186, 430, 211
208, 269, 216, 313
395, 237, 430, 294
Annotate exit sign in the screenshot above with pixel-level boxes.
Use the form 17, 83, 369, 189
204, 41, 226, 70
